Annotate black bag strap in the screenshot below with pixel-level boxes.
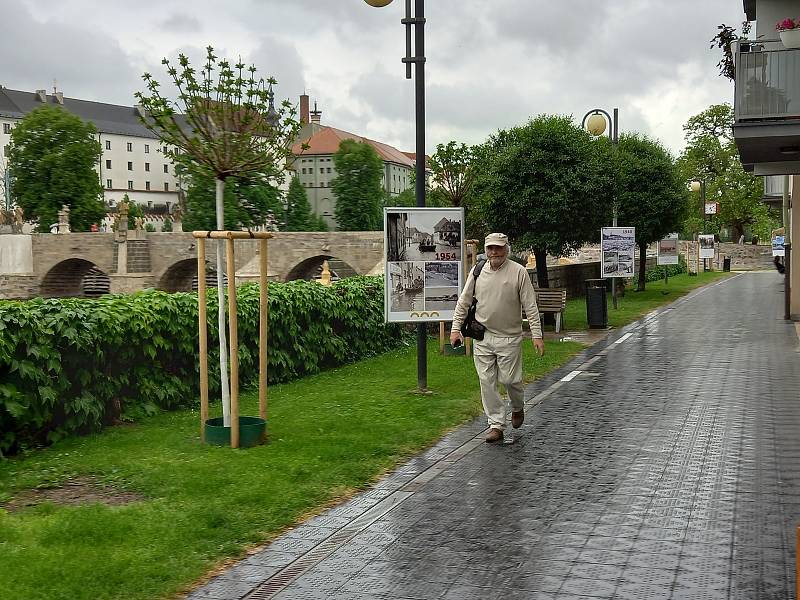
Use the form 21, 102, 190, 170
469, 259, 487, 301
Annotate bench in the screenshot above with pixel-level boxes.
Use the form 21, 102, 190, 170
524, 288, 567, 333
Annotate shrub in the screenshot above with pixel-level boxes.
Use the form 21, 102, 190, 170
0, 277, 408, 455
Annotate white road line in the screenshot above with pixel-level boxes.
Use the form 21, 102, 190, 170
614, 333, 634, 344
560, 370, 583, 382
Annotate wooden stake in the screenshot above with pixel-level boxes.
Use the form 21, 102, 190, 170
197, 237, 209, 442
226, 238, 240, 449
439, 322, 445, 353
259, 239, 268, 425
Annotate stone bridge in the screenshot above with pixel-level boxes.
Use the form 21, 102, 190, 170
0, 231, 384, 299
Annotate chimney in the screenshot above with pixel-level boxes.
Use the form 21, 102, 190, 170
310, 101, 322, 124
300, 94, 310, 124
35, 89, 47, 103
135, 104, 147, 118
54, 91, 64, 105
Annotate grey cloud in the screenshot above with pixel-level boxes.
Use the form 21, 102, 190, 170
160, 14, 202, 33
1, 0, 141, 106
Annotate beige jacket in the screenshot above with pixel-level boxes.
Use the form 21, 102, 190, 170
451, 259, 542, 339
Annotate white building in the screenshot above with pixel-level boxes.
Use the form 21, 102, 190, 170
0, 86, 180, 212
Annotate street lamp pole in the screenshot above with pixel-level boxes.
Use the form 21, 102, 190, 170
582, 108, 619, 310
366, 0, 428, 391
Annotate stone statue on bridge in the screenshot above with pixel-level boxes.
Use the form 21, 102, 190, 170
56, 205, 71, 234
12, 206, 24, 234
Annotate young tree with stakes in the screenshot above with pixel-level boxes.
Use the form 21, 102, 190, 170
135, 46, 301, 427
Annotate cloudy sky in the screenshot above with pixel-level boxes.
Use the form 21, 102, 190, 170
4, 0, 747, 157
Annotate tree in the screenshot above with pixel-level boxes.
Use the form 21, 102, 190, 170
331, 139, 383, 231
429, 141, 476, 207
471, 115, 613, 288
386, 173, 450, 208
677, 104, 764, 242
136, 46, 301, 428
7, 105, 105, 232
615, 134, 689, 290
126, 194, 144, 230
179, 162, 284, 231
285, 176, 314, 230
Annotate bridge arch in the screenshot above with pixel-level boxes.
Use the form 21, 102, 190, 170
157, 259, 196, 292
40, 258, 111, 298
284, 254, 359, 282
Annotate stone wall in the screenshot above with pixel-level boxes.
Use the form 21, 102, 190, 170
0, 275, 39, 299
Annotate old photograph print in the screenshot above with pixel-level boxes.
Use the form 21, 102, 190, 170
384, 207, 466, 323
601, 227, 635, 278
424, 286, 460, 311
386, 210, 461, 263
425, 262, 459, 287
388, 261, 425, 312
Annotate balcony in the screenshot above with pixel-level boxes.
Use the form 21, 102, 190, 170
734, 41, 800, 175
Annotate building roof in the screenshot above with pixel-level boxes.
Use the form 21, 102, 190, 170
0, 87, 160, 139
292, 126, 414, 168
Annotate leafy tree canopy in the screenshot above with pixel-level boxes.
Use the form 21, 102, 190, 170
285, 176, 327, 231
331, 139, 384, 231
429, 141, 476, 207
7, 105, 105, 232
471, 114, 613, 286
677, 103, 766, 241
179, 162, 284, 231
615, 133, 689, 289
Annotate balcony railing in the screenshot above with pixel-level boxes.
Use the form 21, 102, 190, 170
735, 42, 800, 121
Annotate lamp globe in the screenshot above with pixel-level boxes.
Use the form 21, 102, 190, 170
690, 181, 701, 192
586, 113, 607, 137
364, 0, 394, 6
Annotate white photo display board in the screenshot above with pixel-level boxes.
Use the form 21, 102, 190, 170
657, 233, 679, 266
698, 234, 715, 259
773, 235, 785, 258
601, 227, 636, 278
384, 207, 466, 323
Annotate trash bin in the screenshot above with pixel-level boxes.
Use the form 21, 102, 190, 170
585, 279, 608, 329
723, 257, 731, 272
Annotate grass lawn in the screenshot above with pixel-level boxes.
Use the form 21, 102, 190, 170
0, 270, 729, 600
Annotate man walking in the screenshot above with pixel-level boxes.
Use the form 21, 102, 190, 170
451, 233, 544, 443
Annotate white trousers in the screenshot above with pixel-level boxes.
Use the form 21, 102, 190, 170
473, 332, 524, 431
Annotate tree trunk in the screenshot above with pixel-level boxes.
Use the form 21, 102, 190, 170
534, 249, 554, 327
216, 178, 231, 427
637, 242, 647, 292
534, 249, 549, 289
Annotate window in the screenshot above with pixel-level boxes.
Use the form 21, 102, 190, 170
164, 182, 169, 191
127, 181, 133, 190
327, 167, 331, 173
145, 181, 151, 191
3, 123, 10, 134
163, 164, 168, 174
144, 144, 149, 154
106, 179, 112, 189
162, 146, 168, 154
127, 142, 133, 152
320, 168, 324, 174
105, 140, 111, 150
302, 168, 306, 174
128, 162, 133, 171
145, 163, 150, 172
105, 160, 111, 169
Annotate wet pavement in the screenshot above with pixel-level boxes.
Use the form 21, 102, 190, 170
186, 272, 800, 599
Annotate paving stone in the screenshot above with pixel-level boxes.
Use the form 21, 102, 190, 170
183, 274, 799, 599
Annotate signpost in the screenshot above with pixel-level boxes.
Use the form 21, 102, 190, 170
601, 227, 636, 279
657, 233, 679, 285
384, 207, 466, 325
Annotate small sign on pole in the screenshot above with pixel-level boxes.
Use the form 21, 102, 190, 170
601, 227, 636, 278
657, 233, 679, 266
773, 235, 786, 257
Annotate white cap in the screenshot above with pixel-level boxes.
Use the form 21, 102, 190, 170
484, 232, 509, 248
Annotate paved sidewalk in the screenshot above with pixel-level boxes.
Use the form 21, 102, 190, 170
187, 272, 800, 600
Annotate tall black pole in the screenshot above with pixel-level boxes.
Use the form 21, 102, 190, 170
401, 0, 427, 391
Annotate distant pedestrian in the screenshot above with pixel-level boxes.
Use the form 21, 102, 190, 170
451, 233, 544, 443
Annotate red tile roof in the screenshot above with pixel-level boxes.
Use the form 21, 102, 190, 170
293, 126, 414, 168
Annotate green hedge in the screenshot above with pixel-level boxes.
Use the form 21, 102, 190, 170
0, 277, 408, 455
634, 257, 687, 284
